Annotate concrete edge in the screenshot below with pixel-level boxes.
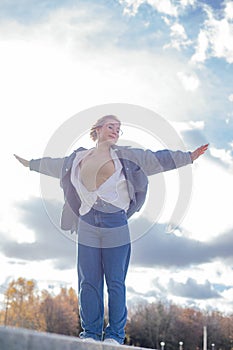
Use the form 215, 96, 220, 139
0, 326, 154, 350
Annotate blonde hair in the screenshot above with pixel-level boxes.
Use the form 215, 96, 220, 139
90, 115, 121, 141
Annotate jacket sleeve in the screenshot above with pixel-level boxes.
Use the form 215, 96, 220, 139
29, 157, 66, 179
129, 148, 192, 176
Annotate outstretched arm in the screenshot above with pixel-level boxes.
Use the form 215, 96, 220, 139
190, 144, 209, 162
14, 154, 66, 178
125, 143, 209, 176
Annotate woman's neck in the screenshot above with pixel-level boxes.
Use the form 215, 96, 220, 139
95, 141, 112, 154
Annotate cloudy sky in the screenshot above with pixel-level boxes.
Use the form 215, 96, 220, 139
1, 0, 233, 314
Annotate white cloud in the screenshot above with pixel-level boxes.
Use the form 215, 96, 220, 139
120, 1, 233, 64
152, 0, 178, 16
188, 120, 205, 129
180, 0, 196, 6
119, 0, 178, 17
191, 30, 209, 63
127, 260, 233, 312
162, 17, 191, 57
0, 9, 210, 126
120, 0, 196, 17
171, 22, 187, 39
209, 146, 233, 165
191, 2, 233, 64
163, 21, 193, 50
119, 0, 142, 16
172, 120, 205, 136
181, 157, 233, 240
162, 15, 171, 25
177, 71, 200, 91
225, 1, 233, 20
228, 93, 233, 102
210, 19, 233, 63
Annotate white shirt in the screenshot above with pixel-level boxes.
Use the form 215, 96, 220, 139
70, 148, 130, 215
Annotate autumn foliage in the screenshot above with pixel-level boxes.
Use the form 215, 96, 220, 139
1, 277, 80, 336
1, 277, 233, 350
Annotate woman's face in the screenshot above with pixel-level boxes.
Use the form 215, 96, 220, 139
97, 119, 122, 145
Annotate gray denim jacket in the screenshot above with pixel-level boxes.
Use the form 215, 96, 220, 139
29, 145, 192, 233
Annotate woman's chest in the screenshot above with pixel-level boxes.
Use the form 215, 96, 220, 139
79, 154, 116, 190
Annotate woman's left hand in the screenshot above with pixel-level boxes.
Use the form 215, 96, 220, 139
191, 144, 209, 162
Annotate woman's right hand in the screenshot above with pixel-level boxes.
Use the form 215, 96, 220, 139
14, 154, 30, 168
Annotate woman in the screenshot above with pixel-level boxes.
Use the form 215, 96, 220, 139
14, 115, 208, 344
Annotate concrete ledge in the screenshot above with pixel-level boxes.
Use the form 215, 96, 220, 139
0, 326, 154, 350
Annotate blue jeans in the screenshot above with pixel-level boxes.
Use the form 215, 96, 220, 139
77, 200, 131, 344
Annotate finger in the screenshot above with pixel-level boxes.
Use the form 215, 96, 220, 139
199, 145, 208, 152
